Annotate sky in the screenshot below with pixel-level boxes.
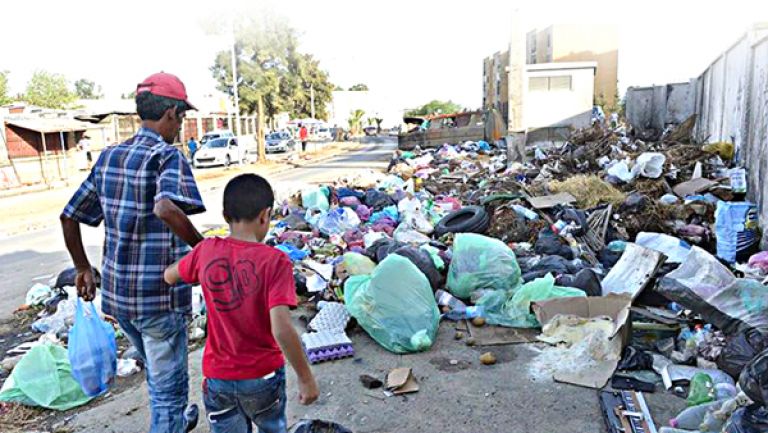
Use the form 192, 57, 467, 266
2, 0, 767, 112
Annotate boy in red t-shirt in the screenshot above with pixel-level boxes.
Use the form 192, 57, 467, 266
164, 174, 318, 433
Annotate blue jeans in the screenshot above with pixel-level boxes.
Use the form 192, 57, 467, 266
118, 313, 190, 433
203, 368, 287, 433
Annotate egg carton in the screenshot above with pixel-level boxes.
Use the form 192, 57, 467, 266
302, 331, 354, 364
308, 302, 350, 333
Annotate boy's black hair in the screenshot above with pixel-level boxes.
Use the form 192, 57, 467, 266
135, 92, 190, 121
223, 174, 275, 222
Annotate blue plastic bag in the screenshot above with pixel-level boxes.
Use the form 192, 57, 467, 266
276, 243, 309, 261
67, 299, 117, 397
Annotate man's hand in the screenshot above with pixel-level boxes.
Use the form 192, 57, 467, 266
298, 376, 319, 405
76, 267, 97, 301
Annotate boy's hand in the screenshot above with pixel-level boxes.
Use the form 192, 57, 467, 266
298, 376, 319, 405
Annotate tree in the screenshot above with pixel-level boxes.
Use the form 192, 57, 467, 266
334, 85, 343, 91
374, 117, 383, 133
74, 79, 103, 99
210, 12, 335, 162
348, 83, 369, 91
0, 71, 11, 105
23, 71, 76, 109
406, 100, 463, 116
121, 90, 136, 100
348, 109, 365, 135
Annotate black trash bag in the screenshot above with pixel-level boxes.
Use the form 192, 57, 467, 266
617, 346, 654, 371
556, 268, 602, 296
291, 419, 353, 433
364, 189, 395, 211
283, 212, 310, 231
522, 269, 553, 283
54, 266, 101, 289
294, 270, 308, 297
392, 246, 441, 290
718, 329, 768, 379
367, 238, 405, 263
739, 348, 768, 406
600, 247, 623, 269
724, 406, 768, 433
534, 229, 574, 260
619, 193, 648, 214
519, 255, 570, 274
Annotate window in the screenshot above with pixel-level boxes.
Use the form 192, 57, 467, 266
529, 77, 548, 91
528, 75, 572, 91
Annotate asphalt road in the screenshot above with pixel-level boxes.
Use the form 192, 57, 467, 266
0, 137, 395, 320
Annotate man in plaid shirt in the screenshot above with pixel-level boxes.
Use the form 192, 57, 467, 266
61, 72, 205, 433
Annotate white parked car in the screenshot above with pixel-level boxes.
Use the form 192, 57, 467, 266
314, 127, 332, 141
200, 129, 235, 146
193, 137, 244, 168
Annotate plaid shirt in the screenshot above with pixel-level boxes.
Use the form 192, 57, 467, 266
62, 127, 205, 318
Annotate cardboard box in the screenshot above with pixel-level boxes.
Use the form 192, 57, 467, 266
532, 294, 633, 388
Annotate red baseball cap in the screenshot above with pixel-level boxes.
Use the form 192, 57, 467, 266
136, 72, 196, 111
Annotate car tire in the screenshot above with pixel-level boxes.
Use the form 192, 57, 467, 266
434, 206, 490, 237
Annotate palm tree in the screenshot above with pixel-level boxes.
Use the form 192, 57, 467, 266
348, 109, 365, 135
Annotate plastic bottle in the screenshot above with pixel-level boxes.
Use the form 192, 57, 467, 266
435, 290, 485, 320
669, 399, 725, 429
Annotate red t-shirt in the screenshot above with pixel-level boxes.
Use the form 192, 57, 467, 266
178, 237, 297, 380
299, 127, 308, 140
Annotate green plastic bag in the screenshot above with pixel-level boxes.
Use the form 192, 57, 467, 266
344, 254, 439, 353
477, 274, 586, 328
0, 344, 93, 410
301, 187, 330, 212
447, 233, 522, 299
687, 372, 715, 406
341, 252, 376, 276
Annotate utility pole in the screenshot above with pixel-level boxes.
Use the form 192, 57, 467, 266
230, 18, 242, 136
310, 85, 315, 119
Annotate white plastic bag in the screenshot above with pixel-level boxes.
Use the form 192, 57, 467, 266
632, 152, 666, 179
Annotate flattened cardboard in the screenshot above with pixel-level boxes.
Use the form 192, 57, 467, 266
386, 368, 419, 395
532, 294, 632, 343
532, 294, 632, 389
673, 178, 717, 198
601, 243, 664, 300
553, 359, 619, 389
527, 192, 577, 209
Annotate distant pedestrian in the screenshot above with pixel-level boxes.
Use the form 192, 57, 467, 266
77, 135, 92, 169
299, 123, 308, 153
187, 136, 198, 160
61, 72, 204, 433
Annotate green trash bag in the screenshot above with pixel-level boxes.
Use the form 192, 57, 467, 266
687, 372, 715, 406
344, 254, 440, 353
0, 344, 93, 410
447, 233, 522, 299
477, 274, 586, 328
341, 252, 376, 276
302, 187, 330, 212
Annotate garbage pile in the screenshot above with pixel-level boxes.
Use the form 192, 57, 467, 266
263, 123, 767, 431
0, 268, 143, 412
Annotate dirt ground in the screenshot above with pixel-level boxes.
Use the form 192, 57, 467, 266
5, 306, 687, 433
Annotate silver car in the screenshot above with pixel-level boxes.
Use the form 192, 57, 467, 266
265, 132, 295, 153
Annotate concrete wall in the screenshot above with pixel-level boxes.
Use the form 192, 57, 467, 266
625, 82, 694, 133
524, 64, 595, 130
687, 25, 768, 237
